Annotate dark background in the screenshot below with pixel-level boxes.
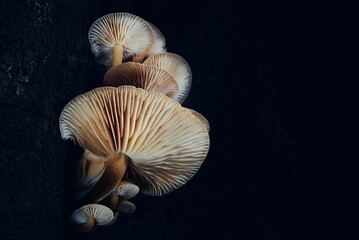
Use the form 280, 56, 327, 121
0, 0, 357, 239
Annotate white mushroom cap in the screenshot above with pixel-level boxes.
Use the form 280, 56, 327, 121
59, 86, 210, 196
186, 108, 210, 132
88, 13, 154, 67
113, 181, 140, 200
103, 62, 178, 98
70, 204, 113, 226
144, 53, 192, 103
146, 22, 167, 57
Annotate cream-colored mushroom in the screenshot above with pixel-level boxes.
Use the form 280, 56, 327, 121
103, 62, 178, 98
143, 53, 192, 103
88, 12, 154, 68
146, 22, 167, 57
101, 181, 139, 226
70, 204, 113, 232
59, 86, 210, 203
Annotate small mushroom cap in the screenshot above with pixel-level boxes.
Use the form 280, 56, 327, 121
186, 108, 210, 132
113, 181, 140, 200
116, 200, 136, 216
70, 204, 113, 226
88, 13, 154, 67
103, 62, 178, 98
143, 53, 192, 103
59, 86, 210, 196
146, 22, 167, 57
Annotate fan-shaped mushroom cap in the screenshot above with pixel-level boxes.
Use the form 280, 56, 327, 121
103, 62, 178, 98
146, 22, 167, 57
114, 181, 140, 200
70, 204, 113, 232
186, 108, 210, 132
59, 86, 210, 196
143, 53, 192, 103
88, 12, 154, 67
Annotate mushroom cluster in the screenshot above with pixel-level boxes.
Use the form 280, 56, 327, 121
60, 12, 210, 232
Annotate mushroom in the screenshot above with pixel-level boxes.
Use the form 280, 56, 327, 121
88, 12, 154, 68
101, 181, 139, 225
103, 62, 178, 98
70, 204, 113, 232
145, 22, 167, 58
186, 108, 210, 132
101, 181, 139, 210
143, 53, 192, 103
59, 86, 210, 203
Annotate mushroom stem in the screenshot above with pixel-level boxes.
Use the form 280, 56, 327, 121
112, 43, 123, 68
81, 153, 129, 203
77, 216, 95, 232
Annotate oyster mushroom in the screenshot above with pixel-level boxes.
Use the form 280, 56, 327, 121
102, 182, 139, 225
70, 204, 113, 232
143, 53, 192, 103
59, 86, 210, 203
88, 12, 154, 68
103, 62, 178, 98
101, 181, 139, 210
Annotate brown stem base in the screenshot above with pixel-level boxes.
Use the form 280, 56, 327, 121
80, 153, 128, 204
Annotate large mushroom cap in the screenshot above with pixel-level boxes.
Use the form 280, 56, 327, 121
103, 62, 178, 98
59, 86, 210, 196
88, 12, 154, 67
70, 204, 113, 231
143, 53, 192, 103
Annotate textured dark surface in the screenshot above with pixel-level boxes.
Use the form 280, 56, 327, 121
0, 0, 357, 239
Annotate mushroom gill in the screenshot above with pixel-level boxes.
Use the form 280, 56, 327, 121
60, 86, 209, 203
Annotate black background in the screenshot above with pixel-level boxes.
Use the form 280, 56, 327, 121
0, 0, 357, 239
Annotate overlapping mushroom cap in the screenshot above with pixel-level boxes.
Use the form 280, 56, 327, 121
146, 22, 167, 57
144, 53, 192, 103
89, 13, 154, 67
59, 86, 210, 196
103, 62, 178, 98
